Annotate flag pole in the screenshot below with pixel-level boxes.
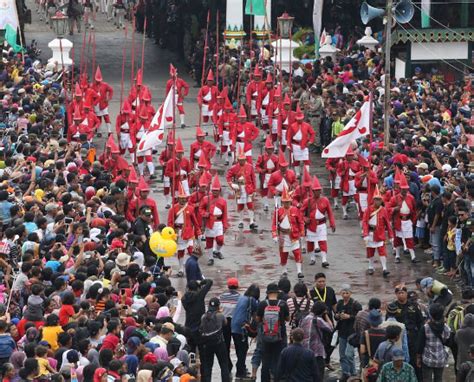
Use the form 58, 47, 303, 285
198, 10, 211, 125
120, 25, 128, 114
130, 14, 136, 85
171, 72, 177, 205
141, 18, 147, 72
215, 10, 220, 91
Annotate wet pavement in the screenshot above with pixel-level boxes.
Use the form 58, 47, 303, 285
26, 8, 460, 380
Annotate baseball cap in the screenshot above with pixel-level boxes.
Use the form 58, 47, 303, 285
391, 347, 404, 361
162, 322, 175, 333
209, 297, 220, 311
340, 283, 352, 292
227, 278, 239, 288
416, 163, 428, 170
170, 357, 184, 371
142, 208, 152, 216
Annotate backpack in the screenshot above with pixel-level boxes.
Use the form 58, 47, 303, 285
262, 300, 282, 343
465, 361, 474, 382
447, 305, 465, 333
199, 311, 223, 344
291, 297, 311, 328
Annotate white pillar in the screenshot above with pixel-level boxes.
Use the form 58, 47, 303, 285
271, 39, 299, 73
225, 0, 246, 45
48, 38, 73, 69
254, 0, 271, 32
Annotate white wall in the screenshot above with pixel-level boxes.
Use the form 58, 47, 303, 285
411, 42, 469, 61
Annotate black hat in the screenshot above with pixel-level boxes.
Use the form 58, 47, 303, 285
266, 283, 279, 294
209, 297, 220, 311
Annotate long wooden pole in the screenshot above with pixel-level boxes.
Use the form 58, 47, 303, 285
120, 25, 128, 112
198, 10, 211, 125
141, 18, 147, 72
383, 0, 393, 148
130, 14, 136, 85
215, 10, 220, 90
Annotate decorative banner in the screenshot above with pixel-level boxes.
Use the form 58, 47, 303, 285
0, 0, 19, 30
313, 0, 324, 56
421, 0, 431, 28
245, 0, 265, 16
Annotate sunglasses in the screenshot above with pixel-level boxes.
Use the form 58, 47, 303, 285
395, 287, 407, 293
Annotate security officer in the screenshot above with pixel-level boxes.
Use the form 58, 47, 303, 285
306, 86, 324, 153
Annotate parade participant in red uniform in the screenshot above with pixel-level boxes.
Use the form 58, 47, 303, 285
68, 83, 84, 126
100, 134, 120, 171
77, 101, 96, 141
168, 182, 202, 276
189, 155, 212, 190
190, 172, 209, 233
116, 100, 135, 159
257, 73, 274, 132
301, 176, 336, 267
91, 66, 114, 136
339, 146, 361, 220
159, 133, 175, 208
68, 106, 84, 142
362, 185, 393, 277
256, 136, 279, 211
197, 69, 219, 124
128, 69, 150, 111
112, 156, 130, 181
388, 174, 418, 263
165, 137, 192, 199
199, 175, 229, 266
134, 105, 155, 178
272, 186, 305, 278
166, 69, 190, 129
287, 105, 315, 177
217, 98, 237, 165
226, 147, 258, 229
267, 85, 282, 148
141, 88, 156, 117
127, 176, 160, 230
292, 167, 313, 208
354, 156, 377, 220
234, 105, 259, 164
268, 150, 297, 208
326, 157, 343, 210
189, 126, 216, 170
126, 165, 139, 214
246, 66, 262, 122
211, 87, 228, 144
279, 94, 293, 152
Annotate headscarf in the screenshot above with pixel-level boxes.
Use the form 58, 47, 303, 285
136, 369, 152, 382
125, 354, 139, 375
156, 306, 170, 319
93, 367, 107, 382
9, 351, 26, 369
87, 348, 100, 366
176, 350, 190, 367
153, 347, 168, 361
25, 327, 39, 344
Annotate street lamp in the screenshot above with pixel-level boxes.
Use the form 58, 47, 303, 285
48, 10, 73, 69
277, 12, 294, 39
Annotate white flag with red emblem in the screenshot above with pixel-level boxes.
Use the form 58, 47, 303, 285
321, 99, 371, 158
137, 85, 175, 153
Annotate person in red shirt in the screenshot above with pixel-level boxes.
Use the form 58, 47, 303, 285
100, 320, 121, 351
287, 105, 315, 178
255, 136, 279, 211
91, 66, 114, 136
189, 126, 216, 170
339, 146, 361, 220
166, 69, 190, 128
58, 292, 82, 327
246, 66, 262, 122
197, 69, 219, 124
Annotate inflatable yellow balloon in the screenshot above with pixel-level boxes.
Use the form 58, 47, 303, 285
149, 228, 178, 258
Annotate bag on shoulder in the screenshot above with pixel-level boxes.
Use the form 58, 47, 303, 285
262, 299, 282, 343
447, 304, 465, 333
291, 297, 311, 329
199, 311, 223, 344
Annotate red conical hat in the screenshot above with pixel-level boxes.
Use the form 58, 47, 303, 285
346, 145, 355, 156
303, 166, 312, 186
295, 104, 304, 121
211, 174, 221, 190
359, 155, 370, 168
399, 172, 409, 189
137, 176, 150, 192
175, 137, 184, 153
281, 186, 292, 202
178, 182, 188, 198
279, 149, 289, 167
73, 106, 82, 120
239, 105, 247, 119
218, 86, 228, 99
95, 66, 103, 82
107, 134, 120, 154
394, 167, 402, 184
237, 145, 246, 160
253, 65, 261, 77
128, 165, 138, 184
116, 156, 129, 171
122, 100, 132, 114
283, 94, 291, 105
197, 154, 209, 169
139, 105, 148, 120
196, 126, 205, 137
372, 184, 382, 200
265, 73, 272, 83
83, 100, 91, 109
312, 176, 322, 191
74, 83, 82, 97
135, 69, 143, 86
224, 97, 233, 110
265, 135, 274, 149
199, 172, 210, 187
274, 85, 282, 98
206, 69, 214, 82
142, 87, 151, 102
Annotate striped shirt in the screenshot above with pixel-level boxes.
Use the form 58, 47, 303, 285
218, 290, 241, 319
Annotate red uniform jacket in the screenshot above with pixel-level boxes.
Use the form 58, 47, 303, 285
67, 99, 83, 125
388, 193, 417, 231
287, 120, 315, 150
268, 170, 297, 197
127, 85, 151, 108
167, 203, 201, 240
166, 77, 190, 103
127, 197, 160, 230
133, 120, 150, 144
217, 112, 237, 137
91, 82, 114, 110
82, 110, 100, 132
226, 163, 257, 195
197, 85, 219, 110
300, 196, 336, 231
325, 158, 343, 182
267, 101, 282, 124
255, 153, 279, 175
67, 122, 81, 142
234, 122, 259, 152
338, 159, 361, 193
212, 102, 225, 125
143, 103, 156, 118
280, 109, 294, 135
199, 195, 229, 231
115, 113, 135, 145
84, 87, 99, 107
164, 157, 192, 191
355, 170, 378, 192
189, 140, 217, 168
189, 190, 206, 227
362, 206, 394, 242
272, 206, 305, 240
159, 148, 173, 167
292, 186, 312, 207
257, 87, 274, 116
189, 170, 212, 190
246, 80, 261, 108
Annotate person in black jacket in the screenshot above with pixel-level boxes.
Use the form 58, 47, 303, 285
276, 328, 319, 381
181, 278, 213, 353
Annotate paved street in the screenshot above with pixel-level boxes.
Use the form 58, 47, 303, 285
26, 6, 458, 380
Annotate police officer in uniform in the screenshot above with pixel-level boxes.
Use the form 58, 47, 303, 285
306, 87, 324, 153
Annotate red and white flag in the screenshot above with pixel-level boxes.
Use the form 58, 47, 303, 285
319, 28, 327, 46
321, 99, 371, 158
136, 86, 175, 153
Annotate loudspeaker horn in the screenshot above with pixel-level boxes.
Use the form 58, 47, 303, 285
360, 2, 385, 25
393, 0, 415, 24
